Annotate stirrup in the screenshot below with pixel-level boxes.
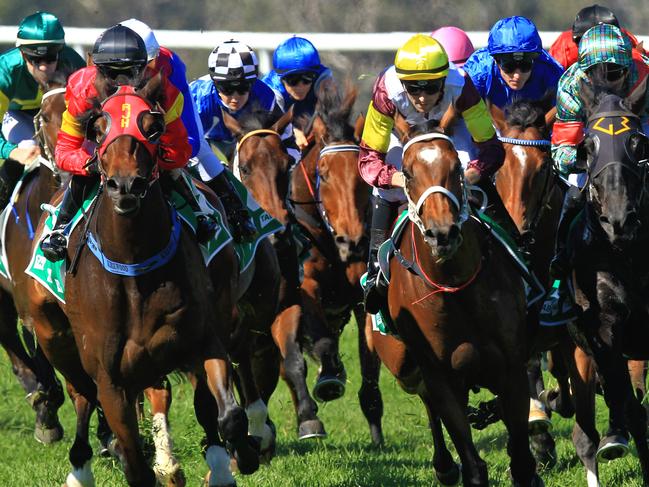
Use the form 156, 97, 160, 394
40, 231, 68, 262
228, 209, 257, 243
195, 214, 217, 244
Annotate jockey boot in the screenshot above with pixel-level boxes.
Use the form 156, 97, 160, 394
474, 178, 522, 248
0, 158, 25, 210
549, 185, 585, 281
40, 175, 90, 262
164, 170, 216, 244
207, 171, 257, 243
364, 196, 395, 315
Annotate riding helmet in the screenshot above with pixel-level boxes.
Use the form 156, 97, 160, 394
487, 16, 542, 56
16, 11, 64, 57
208, 40, 258, 81
273, 36, 321, 77
92, 25, 148, 68
573, 5, 619, 42
394, 34, 449, 81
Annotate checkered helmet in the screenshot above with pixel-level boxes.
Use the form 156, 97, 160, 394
208, 40, 258, 81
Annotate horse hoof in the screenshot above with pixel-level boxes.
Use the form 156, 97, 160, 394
298, 419, 327, 440
34, 421, 64, 444
435, 462, 461, 486
539, 388, 575, 419
313, 376, 346, 402
98, 433, 118, 458
528, 405, 552, 436
203, 471, 236, 487
530, 433, 557, 471
229, 436, 260, 475
596, 434, 629, 462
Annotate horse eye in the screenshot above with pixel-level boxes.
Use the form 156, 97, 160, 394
239, 164, 251, 177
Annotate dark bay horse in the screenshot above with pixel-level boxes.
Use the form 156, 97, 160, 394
566, 77, 649, 482
372, 118, 541, 486
25, 78, 258, 487
0, 76, 68, 445
290, 83, 383, 444
222, 108, 328, 439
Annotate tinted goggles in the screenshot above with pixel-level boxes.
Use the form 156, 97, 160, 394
497, 56, 535, 74
24, 51, 59, 65
402, 78, 445, 96
282, 73, 316, 87
603, 65, 627, 82
214, 80, 253, 96
98, 64, 144, 82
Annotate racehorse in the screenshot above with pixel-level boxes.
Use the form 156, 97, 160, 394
0, 73, 68, 445
566, 74, 649, 482
290, 82, 383, 444
25, 76, 259, 487
371, 115, 541, 486
222, 107, 328, 439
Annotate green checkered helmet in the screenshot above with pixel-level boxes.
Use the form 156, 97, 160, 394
16, 11, 65, 57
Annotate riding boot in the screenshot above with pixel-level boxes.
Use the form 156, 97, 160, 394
0, 158, 25, 209
207, 171, 257, 243
162, 170, 216, 244
364, 196, 395, 315
40, 175, 91, 262
549, 185, 585, 281
475, 177, 522, 247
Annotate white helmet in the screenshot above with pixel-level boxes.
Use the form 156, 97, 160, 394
208, 40, 258, 81
119, 18, 159, 62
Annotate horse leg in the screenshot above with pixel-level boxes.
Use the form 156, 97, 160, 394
64, 382, 96, 487
420, 392, 461, 486
498, 365, 539, 486
527, 353, 556, 470
625, 379, 649, 486
543, 347, 576, 418
271, 305, 325, 439
562, 340, 600, 487
629, 360, 649, 430
356, 309, 383, 446
144, 379, 185, 487
97, 381, 156, 487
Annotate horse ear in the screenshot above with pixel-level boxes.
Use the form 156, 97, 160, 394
487, 101, 506, 134
86, 52, 94, 67
353, 113, 365, 143
312, 114, 327, 141
220, 107, 244, 140
138, 72, 164, 104
271, 105, 294, 134
579, 77, 596, 110
626, 75, 648, 115
393, 111, 410, 143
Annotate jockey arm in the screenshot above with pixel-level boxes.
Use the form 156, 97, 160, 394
358, 72, 398, 189
456, 75, 504, 178
551, 70, 586, 176
157, 89, 192, 171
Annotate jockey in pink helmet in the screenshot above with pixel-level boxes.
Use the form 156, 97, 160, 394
431, 26, 475, 67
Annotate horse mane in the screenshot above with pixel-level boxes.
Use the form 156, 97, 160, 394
504, 99, 547, 131
237, 104, 283, 132
315, 81, 358, 142
408, 119, 443, 138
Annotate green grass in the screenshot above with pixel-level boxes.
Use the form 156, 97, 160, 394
0, 319, 644, 486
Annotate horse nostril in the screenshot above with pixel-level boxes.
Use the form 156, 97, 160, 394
599, 215, 609, 224
448, 224, 460, 242
106, 178, 119, 192
130, 177, 148, 198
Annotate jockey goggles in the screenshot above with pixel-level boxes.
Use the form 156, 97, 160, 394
97, 63, 145, 84
495, 53, 538, 74
24, 52, 58, 65
282, 72, 317, 87
402, 78, 445, 96
586, 63, 628, 83
214, 80, 253, 96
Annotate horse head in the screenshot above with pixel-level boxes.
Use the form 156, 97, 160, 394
91, 74, 166, 215
304, 81, 369, 262
395, 114, 467, 260
493, 98, 555, 248
35, 71, 70, 174
223, 106, 294, 224
578, 74, 649, 248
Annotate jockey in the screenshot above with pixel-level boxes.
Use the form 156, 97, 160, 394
431, 26, 475, 68
549, 4, 646, 70
550, 23, 649, 279
119, 23, 256, 243
190, 39, 299, 171
463, 16, 564, 111
40, 25, 197, 261
262, 36, 333, 149
359, 33, 509, 314
0, 11, 85, 209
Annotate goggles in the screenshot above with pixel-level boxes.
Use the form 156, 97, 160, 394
214, 80, 253, 96
282, 72, 317, 87
402, 78, 445, 96
25, 52, 58, 65
496, 53, 538, 74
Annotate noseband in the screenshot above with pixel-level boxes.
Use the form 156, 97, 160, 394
402, 132, 469, 235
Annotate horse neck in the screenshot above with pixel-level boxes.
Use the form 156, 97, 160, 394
404, 219, 482, 285
290, 142, 321, 219
28, 166, 60, 219
94, 183, 172, 262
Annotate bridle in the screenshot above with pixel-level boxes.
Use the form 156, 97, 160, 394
402, 132, 470, 236
33, 86, 66, 174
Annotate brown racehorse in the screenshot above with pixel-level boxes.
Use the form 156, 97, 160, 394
0, 75, 68, 445
221, 107, 329, 440
290, 82, 383, 444
371, 117, 541, 486
25, 78, 258, 487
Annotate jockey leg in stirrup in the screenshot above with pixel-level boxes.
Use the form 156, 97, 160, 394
473, 177, 522, 247
549, 185, 585, 281
193, 140, 256, 243
160, 168, 217, 245
40, 175, 95, 262
364, 195, 397, 315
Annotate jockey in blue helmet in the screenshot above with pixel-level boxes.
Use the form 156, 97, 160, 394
262, 36, 333, 148
463, 16, 564, 111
